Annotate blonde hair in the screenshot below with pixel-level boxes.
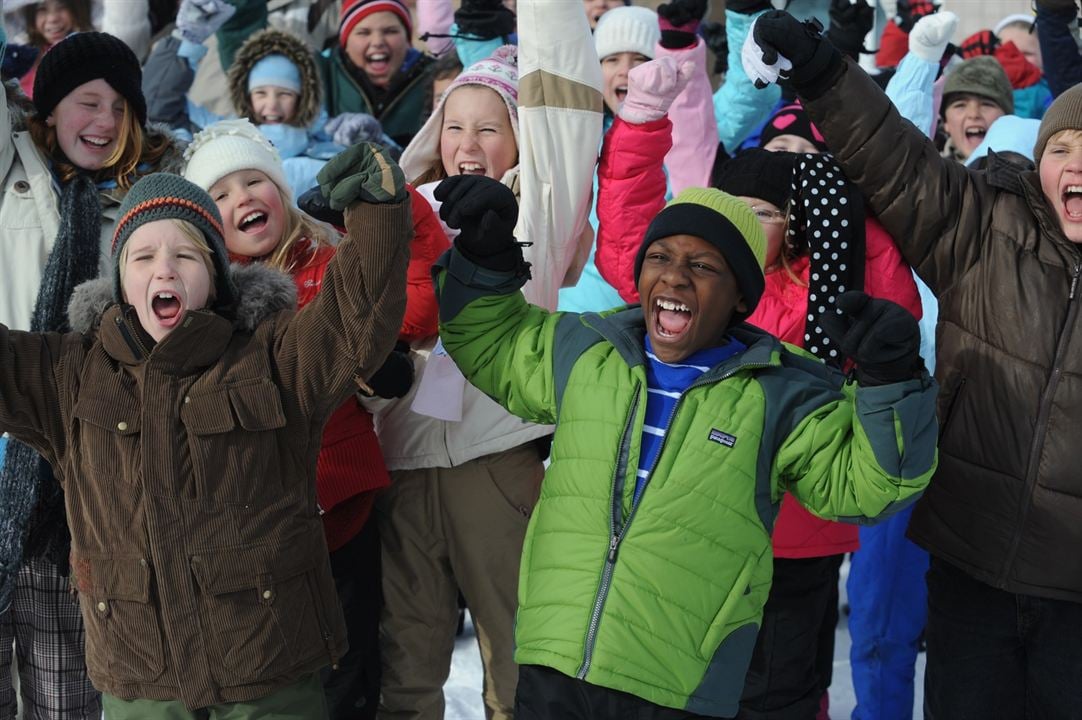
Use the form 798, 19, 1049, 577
28, 99, 171, 190
118, 219, 217, 303
260, 185, 339, 274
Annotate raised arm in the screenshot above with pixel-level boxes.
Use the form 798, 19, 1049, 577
275, 144, 412, 420
515, 0, 604, 311
713, 2, 782, 153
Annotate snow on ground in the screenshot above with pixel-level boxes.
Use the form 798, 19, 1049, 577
444, 560, 926, 719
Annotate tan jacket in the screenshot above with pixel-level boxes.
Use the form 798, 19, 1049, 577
0, 199, 411, 708
805, 60, 1082, 603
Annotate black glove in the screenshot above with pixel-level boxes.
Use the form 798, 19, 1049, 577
819, 291, 924, 386
454, 0, 516, 40
752, 10, 841, 92
895, 0, 937, 34
365, 346, 414, 399
726, 0, 774, 14
1036, 0, 1079, 12
826, 0, 874, 60
700, 21, 728, 74
1, 43, 38, 80
960, 29, 998, 58
434, 175, 524, 273
317, 142, 407, 210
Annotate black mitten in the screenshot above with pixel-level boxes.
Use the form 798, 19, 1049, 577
895, 0, 938, 34
434, 175, 524, 273
699, 22, 728, 74
819, 291, 924, 386
454, 0, 516, 40
366, 347, 414, 399
826, 0, 874, 60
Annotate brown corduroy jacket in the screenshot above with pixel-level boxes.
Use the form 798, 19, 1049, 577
0, 199, 411, 709
805, 60, 1082, 603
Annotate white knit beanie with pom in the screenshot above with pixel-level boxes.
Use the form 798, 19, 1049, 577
183, 119, 292, 201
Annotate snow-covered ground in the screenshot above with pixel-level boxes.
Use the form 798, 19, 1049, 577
445, 560, 926, 719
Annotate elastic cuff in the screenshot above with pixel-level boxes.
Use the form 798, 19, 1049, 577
660, 29, 698, 49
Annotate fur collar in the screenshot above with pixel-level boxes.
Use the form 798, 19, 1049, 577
67, 262, 298, 335
228, 28, 323, 128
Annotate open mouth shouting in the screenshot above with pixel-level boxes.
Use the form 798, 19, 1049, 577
653, 296, 693, 341
238, 210, 268, 234
615, 85, 628, 105
1063, 184, 1082, 222
366, 52, 390, 75
458, 161, 487, 176
150, 290, 185, 330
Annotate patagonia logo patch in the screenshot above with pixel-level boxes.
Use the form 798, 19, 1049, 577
708, 428, 737, 448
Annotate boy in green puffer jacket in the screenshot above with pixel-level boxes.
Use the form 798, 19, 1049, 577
432, 175, 938, 720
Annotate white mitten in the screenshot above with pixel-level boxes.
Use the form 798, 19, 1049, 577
908, 10, 958, 64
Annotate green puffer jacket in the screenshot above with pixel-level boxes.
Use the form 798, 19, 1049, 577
435, 251, 939, 717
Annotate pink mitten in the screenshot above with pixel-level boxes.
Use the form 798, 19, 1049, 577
618, 56, 695, 125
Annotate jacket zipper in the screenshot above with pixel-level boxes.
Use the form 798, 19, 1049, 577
575, 360, 768, 679
115, 314, 148, 360
1000, 263, 1081, 585
340, 52, 429, 122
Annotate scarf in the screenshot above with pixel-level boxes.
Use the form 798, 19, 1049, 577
0, 174, 102, 609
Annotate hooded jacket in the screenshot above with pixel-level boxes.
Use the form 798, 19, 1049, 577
804, 59, 1082, 603
228, 28, 323, 130
0, 197, 411, 709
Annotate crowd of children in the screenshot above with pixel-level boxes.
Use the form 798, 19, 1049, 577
0, 0, 1080, 719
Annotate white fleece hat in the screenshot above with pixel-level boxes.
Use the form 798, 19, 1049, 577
594, 6, 659, 61
183, 119, 291, 201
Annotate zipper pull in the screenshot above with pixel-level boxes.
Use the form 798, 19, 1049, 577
1071, 265, 1081, 301
607, 534, 619, 563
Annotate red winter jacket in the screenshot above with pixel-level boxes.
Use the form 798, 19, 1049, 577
263, 185, 448, 551
596, 115, 922, 557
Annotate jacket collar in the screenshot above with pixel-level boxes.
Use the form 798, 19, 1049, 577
580, 306, 782, 373
68, 262, 298, 372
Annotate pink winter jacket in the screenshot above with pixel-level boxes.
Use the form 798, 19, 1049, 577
596, 114, 923, 557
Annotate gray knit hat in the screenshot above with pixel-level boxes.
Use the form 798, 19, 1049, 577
111, 173, 235, 309
942, 56, 1014, 116
1034, 83, 1082, 162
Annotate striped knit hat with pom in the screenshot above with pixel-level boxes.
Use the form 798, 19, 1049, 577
339, 0, 412, 47
111, 173, 234, 309
635, 187, 767, 318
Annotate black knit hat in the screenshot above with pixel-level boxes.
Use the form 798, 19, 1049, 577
112, 173, 235, 309
758, 102, 829, 153
713, 149, 799, 211
33, 32, 147, 127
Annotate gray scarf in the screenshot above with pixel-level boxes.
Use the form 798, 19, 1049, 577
0, 174, 102, 610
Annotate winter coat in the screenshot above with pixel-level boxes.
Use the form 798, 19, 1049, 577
0, 198, 411, 708
752, 219, 922, 558
804, 58, 1082, 603
0, 81, 184, 333
287, 185, 446, 550
714, 8, 783, 155
228, 28, 323, 128
317, 46, 435, 148
433, 247, 938, 718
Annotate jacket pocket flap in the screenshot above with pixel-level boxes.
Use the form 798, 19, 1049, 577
228, 380, 286, 432
73, 555, 151, 602
181, 388, 234, 435
191, 539, 316, 596
73, 396, 141, 435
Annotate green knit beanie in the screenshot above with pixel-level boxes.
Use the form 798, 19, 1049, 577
1034, 83, 1082, 162
635, 187, 767, 317
942, 56, 1014, 116
111, 173, 236, 310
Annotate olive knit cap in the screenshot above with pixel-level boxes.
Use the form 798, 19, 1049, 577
635, 187, 767, 316
1034, 83, 1082, 162
942, 56, 1014, 116
111, 173, 236, 310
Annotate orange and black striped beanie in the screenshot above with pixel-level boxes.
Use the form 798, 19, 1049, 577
111, 173, 235, 309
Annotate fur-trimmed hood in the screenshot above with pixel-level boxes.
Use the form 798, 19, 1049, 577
67, 261, 298, 336
228, 28, 322, 129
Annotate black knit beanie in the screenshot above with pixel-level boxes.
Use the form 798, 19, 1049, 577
33, 32, 147, 127
758, 102, 829, 153
111, 173, 235, 309
713, 149, 799, 211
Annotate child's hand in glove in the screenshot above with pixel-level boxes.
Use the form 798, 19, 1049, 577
318, 143, 407, 210
820, 291, 924, 386
435, 175, 524, 273
618, 56, 694, 125
173, 0, 237, 45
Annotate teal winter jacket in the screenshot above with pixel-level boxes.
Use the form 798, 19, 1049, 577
435, 250, 938, 717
